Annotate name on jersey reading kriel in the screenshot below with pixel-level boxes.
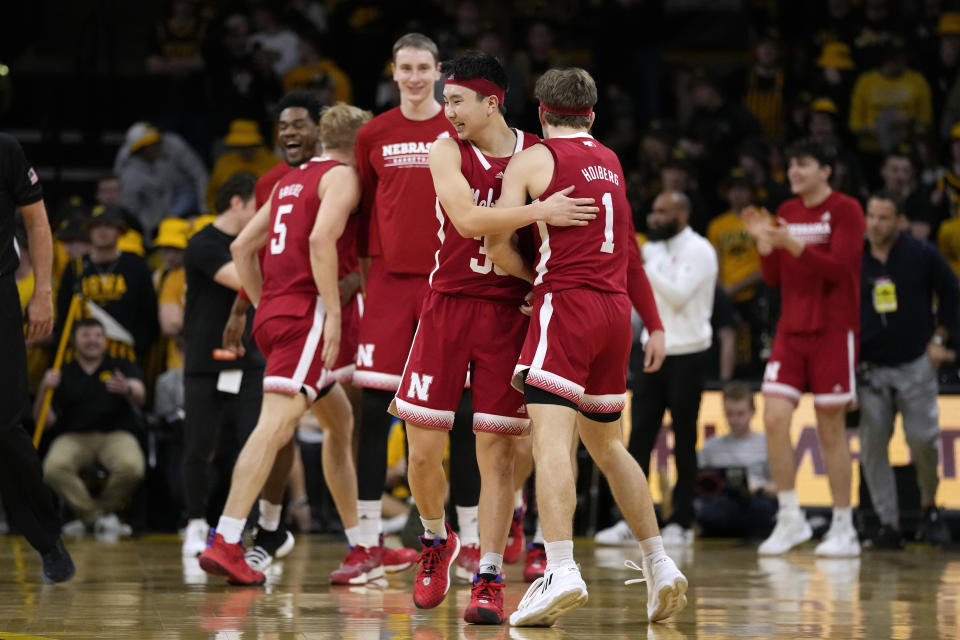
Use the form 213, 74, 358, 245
382, 141, 434, 168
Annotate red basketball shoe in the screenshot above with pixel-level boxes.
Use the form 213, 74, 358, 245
413, 524, 461, 609
463, 573, 505, 624
199, 533, 266, 585
330, 545, 384, 585
523, 543, 546, 582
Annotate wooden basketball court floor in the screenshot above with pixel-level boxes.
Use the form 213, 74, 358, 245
0, 534, 958, 639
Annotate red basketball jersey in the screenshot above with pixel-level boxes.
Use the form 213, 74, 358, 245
532, 133, 631, 295
256, 160, 358, 280
429, 129, 539, 303
254, 157, 341, 334
355, 107, 456, 275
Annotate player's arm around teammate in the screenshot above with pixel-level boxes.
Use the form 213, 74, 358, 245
429, 137, 596, 239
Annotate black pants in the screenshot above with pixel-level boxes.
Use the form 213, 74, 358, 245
629, 350, 708, 529
356, 387, 480, 507
181, 370, 263, 520
0, 274, 60, 553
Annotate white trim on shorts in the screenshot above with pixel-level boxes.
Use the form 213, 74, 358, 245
533, 221, 551, 286
472, 412, 530, 436
814, 330, 856, 408
393, 397, 455, 430
580, 393, 627, 414
517, 367, 585, 405
331, 364, 356, 385
353, 370, 402, 391
761, 381, 802, 403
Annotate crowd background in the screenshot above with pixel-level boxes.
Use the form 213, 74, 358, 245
1, 0, 958, 538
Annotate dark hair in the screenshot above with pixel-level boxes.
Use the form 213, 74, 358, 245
868, 189, 905, 215
215, 173, 257, 214
722, 380, 755, 409
441, 50, 509, 102
275, 90, 322, 125
97, 173, 120, 186
73, 317, 104, 334
785, 137, 836, 172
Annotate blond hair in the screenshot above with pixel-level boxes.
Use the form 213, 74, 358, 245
392, 33, 439, 63
320, 103, 373, 150
535, 67, 598, 129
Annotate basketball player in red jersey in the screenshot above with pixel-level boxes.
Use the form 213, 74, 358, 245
199, 105, 369, 586
386, 52, 596, 623
488, 68, 686, 627
742, 138, 865, 558
348, 33, 487, 584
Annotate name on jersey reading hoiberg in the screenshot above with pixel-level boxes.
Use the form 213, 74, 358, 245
382, 141, 434, 168
582, 164, 620, 185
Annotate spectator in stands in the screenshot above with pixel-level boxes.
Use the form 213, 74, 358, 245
708, 169, 765, 377
850, 0, 901, 70
249, 5, 300, 78
153, 218, 189, 372
683, 71, 763, 199
932, 123, 960, 228
808, 98, 869, 200
204, 12, 281, 142
204, 120, 281, 214
35, 318, 146, 540
859, 190, 958, 548
808, 0, 858, 50
114, 123, 209, 233
879, 149, 935, 240
849, 40, 932, 158
742, 29, 787, 140
938, 209, 960, 279
623, 191, 717, 546
144, 0, 210, 154
659, 149, 710, 235
737, 140, 790, 212
283, 38, 353, 104
56, 206, 157, 364
54, 215, 90, 265
696, 381, 775, 538
95, 174, 146, 257
927, 13, 960, 126
812, 42, 857, 118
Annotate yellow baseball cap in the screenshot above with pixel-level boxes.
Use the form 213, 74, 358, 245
816, 42, 855, 70
811, 97, 839, 115
224, 120, 264, 147
153, 217, 190, 250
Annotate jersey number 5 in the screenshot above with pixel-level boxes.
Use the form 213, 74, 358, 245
470, 236, 508, 276
270, 204, 293, 254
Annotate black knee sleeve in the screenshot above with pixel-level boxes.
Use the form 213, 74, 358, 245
523, 383, 577, 410
356, 388, 396, 500
580, 409, 622, 423
449, 389, 480, 507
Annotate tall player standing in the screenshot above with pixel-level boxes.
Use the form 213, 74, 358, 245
349, 33, 487, 583
387, 52, 597, 624
742, 138, 865, 557
488, 68, 686, 627
199, 105, 368, 585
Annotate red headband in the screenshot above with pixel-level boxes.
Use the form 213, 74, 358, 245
539, 101, 594, 117
444, 75, 505, 105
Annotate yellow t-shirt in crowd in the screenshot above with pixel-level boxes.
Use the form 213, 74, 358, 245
157, 267, 186, 370
938, 217, 960, 280
707, 211, 761, 303
283, 60, 353, 104
849, 69, 932, 135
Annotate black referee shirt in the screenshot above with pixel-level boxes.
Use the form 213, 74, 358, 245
0, 133, 43, 277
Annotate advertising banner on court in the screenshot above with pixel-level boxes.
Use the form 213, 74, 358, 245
643, 391, 960, 508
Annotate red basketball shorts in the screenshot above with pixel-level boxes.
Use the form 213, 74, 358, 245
254, 294, 332, 403
331, 293, 362, 384
353, 257, 430, 391
389, 290, 530, 436
761, 329, 858, 408
512, 288, 631, 414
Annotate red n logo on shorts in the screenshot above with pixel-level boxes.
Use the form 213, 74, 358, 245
407, 373, 434, 401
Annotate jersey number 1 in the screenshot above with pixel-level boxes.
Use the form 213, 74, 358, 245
270, 204, 292, 254
600, 192, 614, 254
